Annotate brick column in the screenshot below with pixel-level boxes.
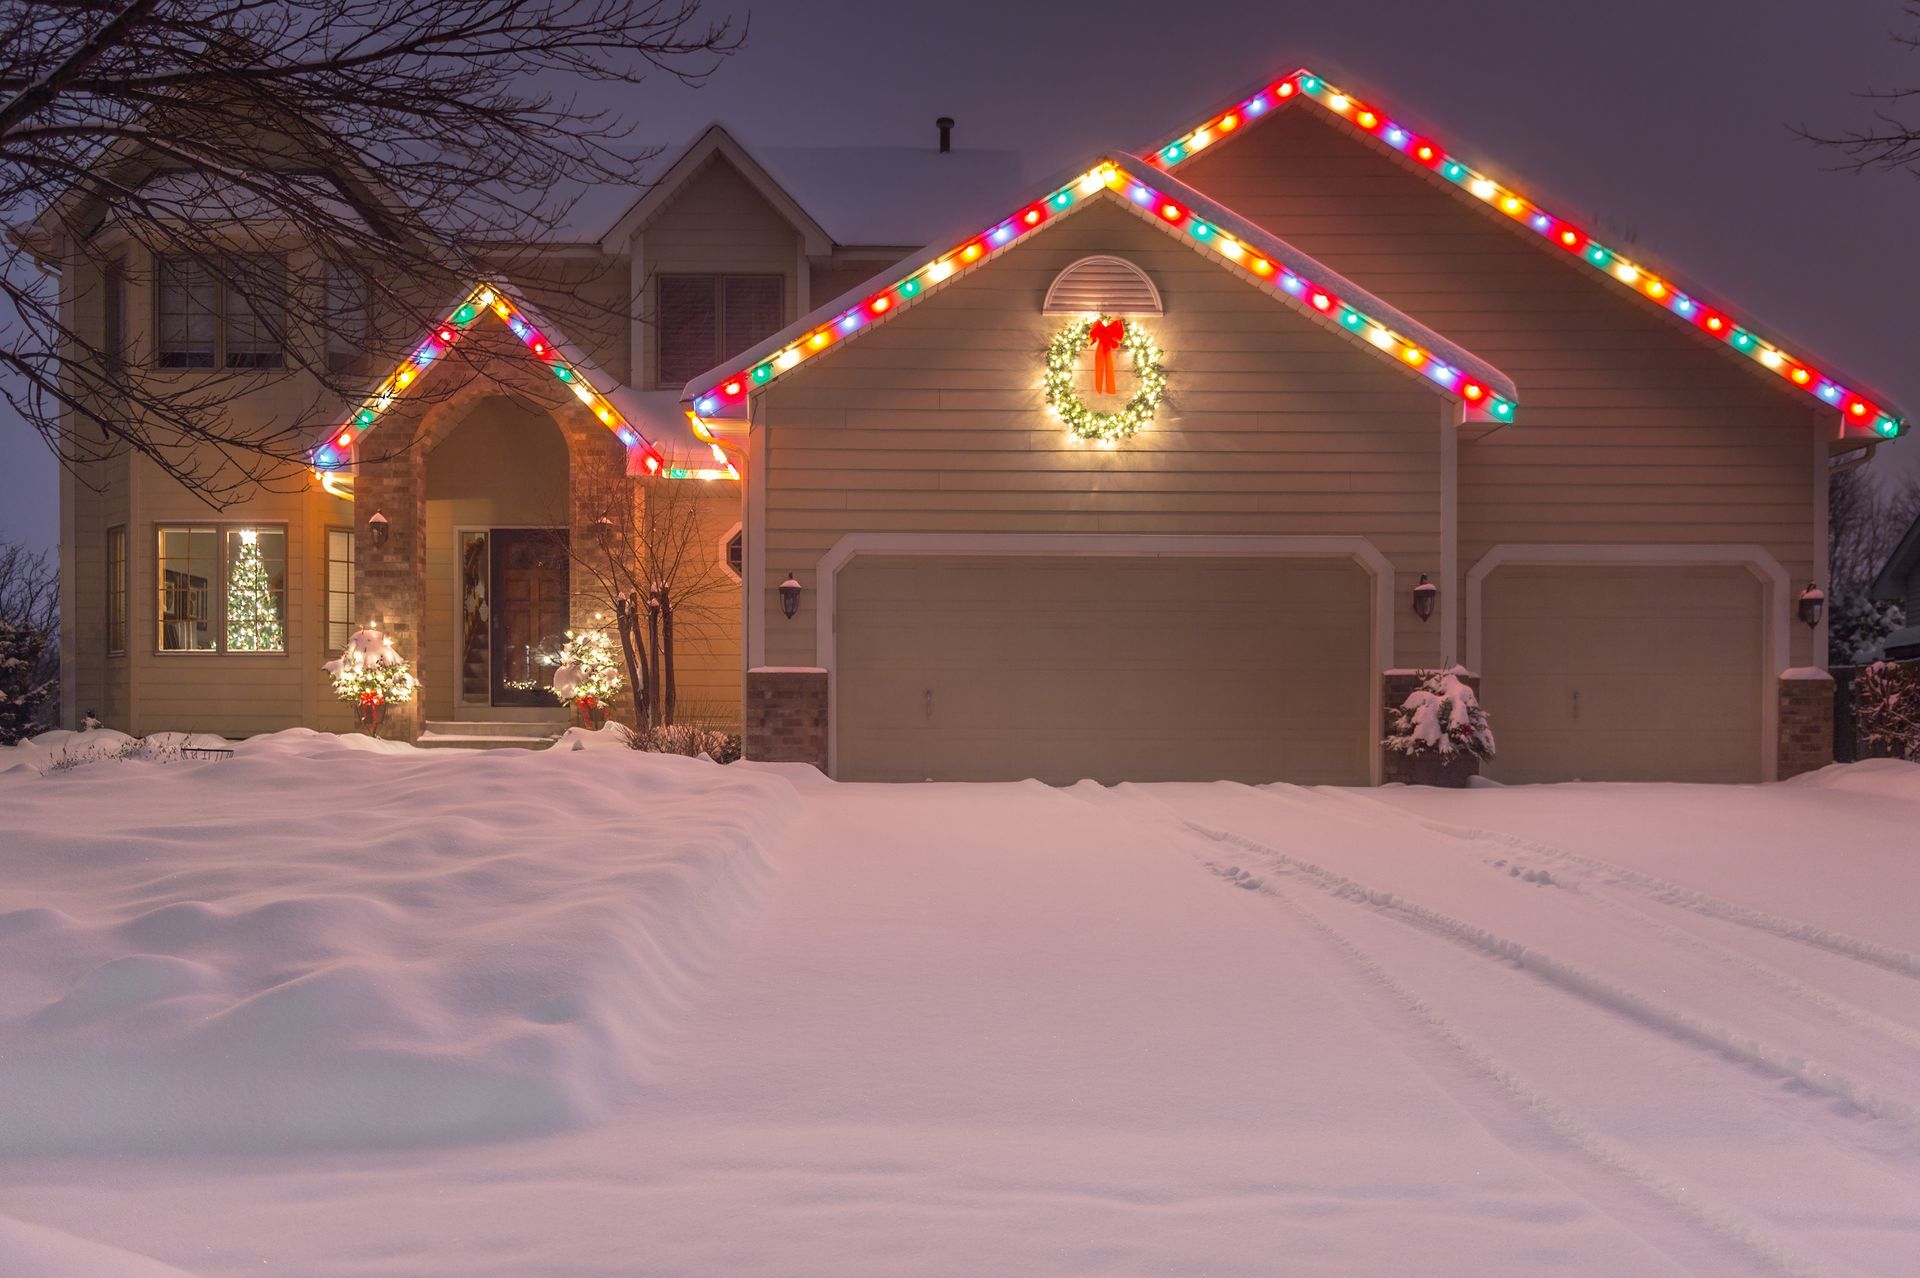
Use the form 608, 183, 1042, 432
566, 427, 628, 630
355, 451, 427, 742
744, 668, 828, 770
1381, 669, 1482, 786
1777, 672, 1834, 779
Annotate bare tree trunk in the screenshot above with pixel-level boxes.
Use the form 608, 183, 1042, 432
613, 591, 647, 730
659, 586, 676, 727
645, 600, 662, 730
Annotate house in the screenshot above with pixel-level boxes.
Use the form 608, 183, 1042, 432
1872, 514, 1920, 660
32, 64, 1908, 782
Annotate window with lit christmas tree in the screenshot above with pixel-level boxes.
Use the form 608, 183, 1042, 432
224, 528, 286, 652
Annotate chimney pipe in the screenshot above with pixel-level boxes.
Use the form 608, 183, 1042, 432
936, 116, 954, 153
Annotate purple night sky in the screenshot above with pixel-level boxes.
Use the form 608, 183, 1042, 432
5, 0, 1917, 552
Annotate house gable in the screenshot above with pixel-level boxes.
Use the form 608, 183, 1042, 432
1147, 67, 1907, 441
599, 125, 832, 256
683, 154, 1516, 424
307, 280, 738, 488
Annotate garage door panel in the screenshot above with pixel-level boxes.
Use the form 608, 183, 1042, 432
835, 555, 1373, 784
1481, 564, 1763, 783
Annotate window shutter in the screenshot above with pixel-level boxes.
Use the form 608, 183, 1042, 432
658, 275, 719, 387
722, 276, 784, 360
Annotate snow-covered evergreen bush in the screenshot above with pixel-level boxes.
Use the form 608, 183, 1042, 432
551, 629, 623, 718
323, 629, 418, 733
1384, 669, 1496, 760
0, 618, 54, 745
1853, 661, 1920, 762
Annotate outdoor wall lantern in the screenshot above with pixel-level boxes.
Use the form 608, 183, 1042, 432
593, 516, 614, 549
367, 510, 389, 548
1412, 573, 1438, 623
779, 572, 802, 620
1797, 582, 1826, 629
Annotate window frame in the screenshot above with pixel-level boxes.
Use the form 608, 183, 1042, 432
154, 254, 289, 371
324, 526, 356, 654
153, 521, 291, 657
322, 263, 375, 374
106, 525, 127, 657
720, 522, 743, 582
654, 272, 785, 389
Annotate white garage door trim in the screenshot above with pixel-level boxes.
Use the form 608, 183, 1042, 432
817, 533, 1396, 783
1465, 544, 1790, 782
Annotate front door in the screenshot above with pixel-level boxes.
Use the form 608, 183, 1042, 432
490, 528, 569, 706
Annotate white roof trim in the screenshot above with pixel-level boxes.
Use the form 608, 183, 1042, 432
681, 150, 1517, 417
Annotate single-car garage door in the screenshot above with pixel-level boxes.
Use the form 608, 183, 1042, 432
1479, 564, 1765, 783
834, 555, 1374, 784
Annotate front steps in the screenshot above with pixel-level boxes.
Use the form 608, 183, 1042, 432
417, 716, 568, 751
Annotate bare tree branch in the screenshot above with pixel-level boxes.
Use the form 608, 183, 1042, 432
2, 0, 741, 504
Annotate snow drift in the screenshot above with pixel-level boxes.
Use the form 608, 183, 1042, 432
0, 729, 791, 1154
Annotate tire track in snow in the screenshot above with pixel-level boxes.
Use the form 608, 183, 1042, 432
1175, 815, 1920, 1136
1284, 792, 1920, 1058
1328, 789, 1920, 983
1175, 858, 1821, 1278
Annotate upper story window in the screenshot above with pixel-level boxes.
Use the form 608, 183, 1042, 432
323, 264, 374, 374
156, 256, 287, 370
657, 274, 783, 388
102, 260, 126, 373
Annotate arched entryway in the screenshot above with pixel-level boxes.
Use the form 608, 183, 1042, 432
422, 394, 572, 721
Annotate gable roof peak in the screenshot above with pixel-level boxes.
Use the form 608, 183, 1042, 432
1145, 64, 1907, 440
681, 149, 1516, 422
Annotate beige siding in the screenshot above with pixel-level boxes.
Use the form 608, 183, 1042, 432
635, 155, 803, 389
1176, 106, 1824, 667
757, 196, 1447, 671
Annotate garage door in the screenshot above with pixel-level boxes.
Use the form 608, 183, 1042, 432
834, 555, 1374, 784
1479, 564, 1764, 783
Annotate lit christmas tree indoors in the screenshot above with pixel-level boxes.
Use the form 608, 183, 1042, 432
226, 529, 284, 651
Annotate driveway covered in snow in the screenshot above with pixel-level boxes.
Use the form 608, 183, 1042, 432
1, 733, 1917, 1276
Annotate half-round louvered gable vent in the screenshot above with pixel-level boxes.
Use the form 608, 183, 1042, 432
1042, 255, 1163, 316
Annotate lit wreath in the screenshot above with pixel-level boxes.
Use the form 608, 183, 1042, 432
1043, 314, 1166, 442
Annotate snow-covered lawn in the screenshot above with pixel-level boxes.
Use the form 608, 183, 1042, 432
1, 731, 1917, 1277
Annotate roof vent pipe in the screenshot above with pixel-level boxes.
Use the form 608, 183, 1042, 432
936, 116, 954, 153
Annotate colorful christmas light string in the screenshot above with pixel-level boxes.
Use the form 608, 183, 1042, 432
688, 159, 1516, 424
310, 283, 739, 485
1146, 69, 1905, 439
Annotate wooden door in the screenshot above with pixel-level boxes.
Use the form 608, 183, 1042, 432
490, 529, 569, 706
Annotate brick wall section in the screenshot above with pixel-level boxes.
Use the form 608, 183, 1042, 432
744, 668, 828, 770
1381, 670, 1482, 786
355, 451, 427, 741
1778, 673, 1835, 779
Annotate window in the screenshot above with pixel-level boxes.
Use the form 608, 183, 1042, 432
156, 256, 286, 369
156, 259, 215, 368
106, 526, 127, 655
156, 524, 287, 653
723, 527, 743, 580
102, 260, 126, 373
326, 528, 355, 652
323, 264, 373, 373
656, 274, 783, 387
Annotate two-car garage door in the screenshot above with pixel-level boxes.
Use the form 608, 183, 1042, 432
833, 555, 1374, 784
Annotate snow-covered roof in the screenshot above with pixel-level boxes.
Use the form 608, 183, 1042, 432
593, 124, 1027, 252
1871, 513, 1920, 604
1143, 65, 1908, 441
681, 150, 1519, 423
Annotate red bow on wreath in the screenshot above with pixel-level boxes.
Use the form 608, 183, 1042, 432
577, 695, 599, 710
1086, 318, 1126, 396
358, 691, 384, 706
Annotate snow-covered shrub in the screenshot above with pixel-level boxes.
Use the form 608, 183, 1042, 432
323, 629, 418, 734
1384, 669, 1496, 760
552, 629, 623, 725
1853, 661, 1920, 762
0, 617, 54, 745
630, 722, 742, 764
